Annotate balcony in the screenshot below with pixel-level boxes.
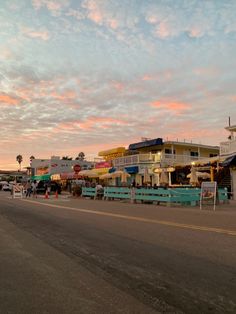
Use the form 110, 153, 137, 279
220, 139, 236, 156
113, 153, 206, 168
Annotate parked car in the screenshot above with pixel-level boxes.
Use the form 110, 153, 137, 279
2, 184, 12, 191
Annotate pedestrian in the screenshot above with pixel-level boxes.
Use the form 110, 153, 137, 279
31, 180, 38, 198
25, 180, 32, 198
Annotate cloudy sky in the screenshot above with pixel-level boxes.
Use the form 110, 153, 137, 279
0, 0, 236, 169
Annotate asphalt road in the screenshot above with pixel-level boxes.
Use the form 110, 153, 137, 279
0, 192, 236, 314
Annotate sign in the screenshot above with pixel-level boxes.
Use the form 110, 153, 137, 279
95, 161, 111, 169
200, 181, 218, 210
12, 184, 23, 199
73, 164, 81, 173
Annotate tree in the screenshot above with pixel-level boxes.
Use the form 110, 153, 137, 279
75, 152, 85, 161
62, 156, 73, 160
16, 155, 23, 170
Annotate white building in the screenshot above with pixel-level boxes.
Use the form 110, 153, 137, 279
31, 156, 93, 179
220, 124, 236, 200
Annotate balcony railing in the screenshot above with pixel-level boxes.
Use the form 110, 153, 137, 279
220, 139, 236, 155
113, 153, 206, 167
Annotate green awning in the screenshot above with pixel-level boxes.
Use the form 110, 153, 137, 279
31, 174, 51, 181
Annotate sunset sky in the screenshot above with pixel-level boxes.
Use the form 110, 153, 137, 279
1, 0, 236, 170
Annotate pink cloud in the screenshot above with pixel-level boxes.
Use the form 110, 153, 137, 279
51, 90, 77, 101
54, 117, 128, 133
21, 26, 50, 40
150, 100, 190, 114
142, 75, 153, 81
188, 27, 204, 38
154, 22, 172, 39
32, 0, 69, 16
0, 93, 19, 105
112, 81, 124, 91
82, 0, 119, 29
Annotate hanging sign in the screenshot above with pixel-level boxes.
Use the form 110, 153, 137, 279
200, 181, 218, 210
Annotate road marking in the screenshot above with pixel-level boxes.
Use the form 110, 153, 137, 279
21, 199, 236, 237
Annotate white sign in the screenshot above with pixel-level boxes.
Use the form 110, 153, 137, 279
12, 184, 23, 199
200, 181, 218, 210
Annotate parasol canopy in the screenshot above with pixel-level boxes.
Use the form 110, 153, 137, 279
187, 171, 210, 179
79, 170, 100, 178
160, 169, 169, 185
188, 166, 199, 185
143, 167, 151, 183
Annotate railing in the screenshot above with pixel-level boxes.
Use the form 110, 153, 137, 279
113, 153, 206, 167
220, 139, 236, 155
81, 187, 228, 206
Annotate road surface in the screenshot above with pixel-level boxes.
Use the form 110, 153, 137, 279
0, 192, 236, 313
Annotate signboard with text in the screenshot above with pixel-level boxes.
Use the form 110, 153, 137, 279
200, 181, 218, 210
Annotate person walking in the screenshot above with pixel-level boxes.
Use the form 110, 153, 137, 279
25, 180, 32, 198
31, 180, 38, 198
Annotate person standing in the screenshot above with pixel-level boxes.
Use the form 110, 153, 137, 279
31, 180, 38, 198
25, 180, 32, 198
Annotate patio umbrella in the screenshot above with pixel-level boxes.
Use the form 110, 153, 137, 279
143, 167, 151, 183
121, 171, 131, 183
196, 172, 210, 179
189, 166, 199, 185
100, 173, 112, 179
187, 171, 210, 179
160, 169, 169, 185
110, 170, 125, 178
79, 170, 100, 178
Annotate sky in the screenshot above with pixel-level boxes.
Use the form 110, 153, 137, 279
0, 0, 236, 170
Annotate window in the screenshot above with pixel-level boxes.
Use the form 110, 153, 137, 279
190, 151, 198, 157
165, 148, 176, 154
209, 153, 217, 157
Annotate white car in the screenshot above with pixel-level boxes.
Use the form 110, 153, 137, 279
2, 184, 12, 191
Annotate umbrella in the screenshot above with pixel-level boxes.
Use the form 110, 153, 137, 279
189, 166, 199, 185
100, 173, 112, 179
121, 171, 131, 183
110, 170, 125, 178
79, 170, 100, 178
143, 167, 151, 183
187, 171, 210, 179
160, 169, 169, 185
196, 172, 210, 179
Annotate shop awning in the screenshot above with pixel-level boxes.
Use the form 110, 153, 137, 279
31, 174, 51, 181
60, 172, 82, 180
124, 166, 139, 174
221, 155, 236, 167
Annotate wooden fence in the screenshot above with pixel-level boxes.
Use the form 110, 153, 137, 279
82, 187, 228, 206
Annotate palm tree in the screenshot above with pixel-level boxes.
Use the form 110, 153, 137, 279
16, 154, 23, 171
75, 152, 85, 161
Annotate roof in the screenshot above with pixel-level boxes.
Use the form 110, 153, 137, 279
225, 125, 236, 132
129, 138, 163, 150
221, 155, 236, 167
164, 141, 219, 150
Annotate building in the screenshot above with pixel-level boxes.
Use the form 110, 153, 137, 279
220, 124, 236, 200
99, 138, 219, 186
31, 156, 93, 180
